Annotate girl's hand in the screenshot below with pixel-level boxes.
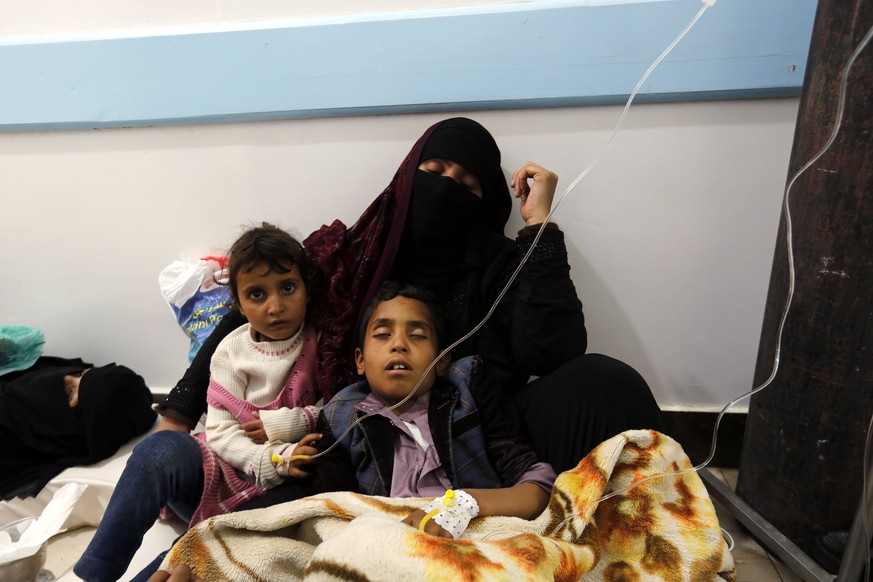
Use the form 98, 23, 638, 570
241, 411, 267, 444
401, 509, 453, 539
274, 433, 321, 478
510, 162, 558, 226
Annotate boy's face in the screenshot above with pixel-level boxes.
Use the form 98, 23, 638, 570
234, 262, 307, 341
355, 295, 449, 413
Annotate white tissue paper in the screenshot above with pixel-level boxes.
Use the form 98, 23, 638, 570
0, 482, 87, 564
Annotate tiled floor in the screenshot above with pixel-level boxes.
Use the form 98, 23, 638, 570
40, 468, 808, 581
47, 518, 184, 581
45, 527, 94, 580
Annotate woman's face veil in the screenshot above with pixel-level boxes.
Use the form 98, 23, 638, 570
413, 117, 511, 233
388, 118, 512, 291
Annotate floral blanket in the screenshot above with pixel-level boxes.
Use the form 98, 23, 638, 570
160, 430, 735, 581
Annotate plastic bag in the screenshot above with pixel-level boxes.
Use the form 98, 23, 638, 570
0, 326, 45, 376
159, 256, 231, 362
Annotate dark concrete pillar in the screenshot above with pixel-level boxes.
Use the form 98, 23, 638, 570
736, 0, 873, 558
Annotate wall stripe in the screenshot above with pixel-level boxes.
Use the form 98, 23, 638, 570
0, 0, 816, 132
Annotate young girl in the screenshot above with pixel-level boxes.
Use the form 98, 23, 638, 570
74, 222, 321, 582
192, 221, 322, 522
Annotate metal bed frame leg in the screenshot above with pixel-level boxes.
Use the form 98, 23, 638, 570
699, 468, 835, 582
701, 466, 873, 581
835, 458, 873, 582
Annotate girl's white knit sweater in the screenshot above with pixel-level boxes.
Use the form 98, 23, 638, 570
205, 323, 319, 489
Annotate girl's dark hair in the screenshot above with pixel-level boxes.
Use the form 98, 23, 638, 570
223, 222, 316, 307
357, 281, 445, 350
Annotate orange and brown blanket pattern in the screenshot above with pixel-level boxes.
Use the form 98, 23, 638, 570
160, 430, 735, 581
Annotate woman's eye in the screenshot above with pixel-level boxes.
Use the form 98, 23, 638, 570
420, 160, 444, 174
459, 175, 481, 194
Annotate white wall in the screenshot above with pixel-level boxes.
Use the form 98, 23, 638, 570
0, 100, 798, 410
0, 0, 802, 410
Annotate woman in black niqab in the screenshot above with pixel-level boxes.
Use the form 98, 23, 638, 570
305, 116, 666, 470
0, 357, 155, 499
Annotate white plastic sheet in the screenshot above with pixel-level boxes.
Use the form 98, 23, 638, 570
0, 483, 87, 564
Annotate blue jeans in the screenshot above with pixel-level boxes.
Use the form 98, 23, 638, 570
73, 431, 203, 582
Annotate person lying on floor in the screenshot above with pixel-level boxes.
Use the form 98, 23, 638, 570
0, 357, 154, 501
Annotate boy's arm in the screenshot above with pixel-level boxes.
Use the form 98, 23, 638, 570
465, 483, 549, 519
402, 483, 549, 537
401, 358, 553, 537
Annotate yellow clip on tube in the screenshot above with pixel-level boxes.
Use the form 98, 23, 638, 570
418, 508, 441, 531
271, 454, 310, 465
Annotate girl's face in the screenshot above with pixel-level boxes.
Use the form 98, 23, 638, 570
234, 262, 307, 341
418, 158, 483, 198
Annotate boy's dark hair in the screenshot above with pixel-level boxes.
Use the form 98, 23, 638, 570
357, 281, 445, 350
223, 222, 315, 306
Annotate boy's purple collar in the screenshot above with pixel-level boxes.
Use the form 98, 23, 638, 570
355, 389, 431, 421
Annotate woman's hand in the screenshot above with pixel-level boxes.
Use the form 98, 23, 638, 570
401, 509, 453, 539
241, 411, 267, 444
510, 162, 559, 226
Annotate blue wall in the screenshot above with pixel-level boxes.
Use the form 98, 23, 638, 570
0, 0, 817, 131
